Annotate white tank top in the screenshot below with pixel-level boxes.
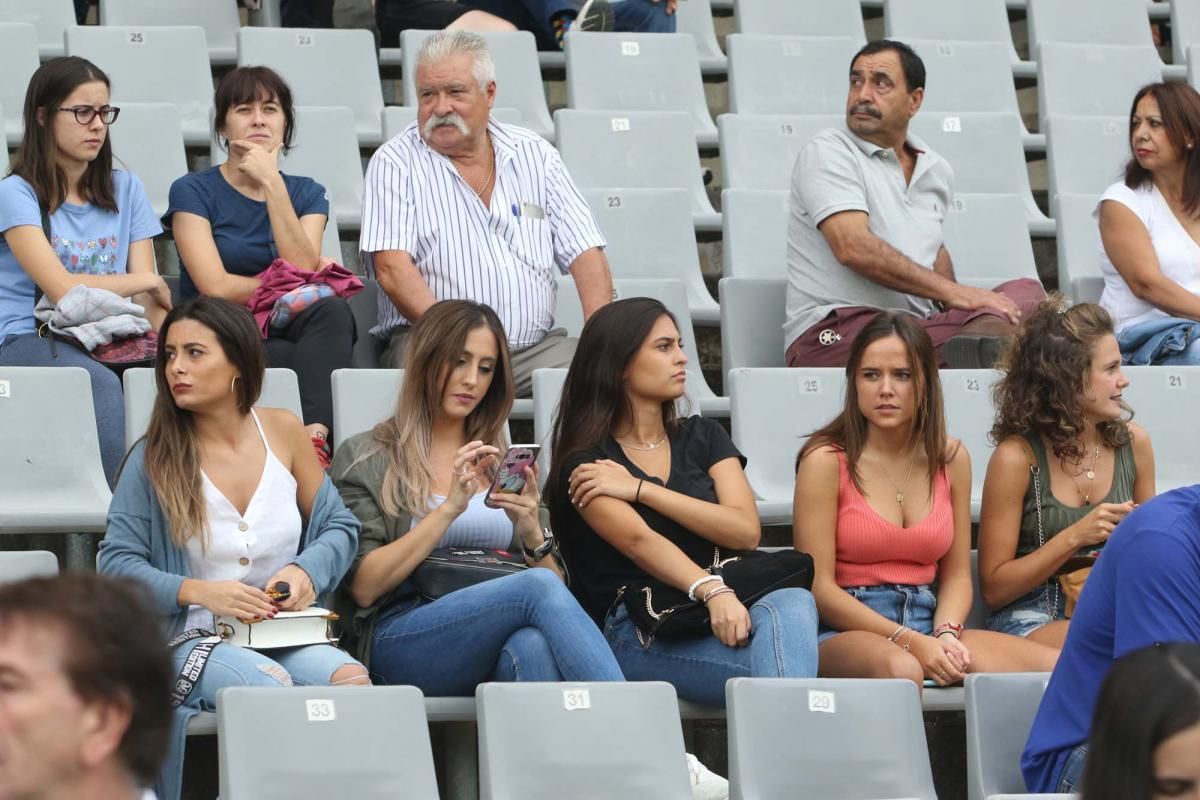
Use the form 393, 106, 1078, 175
184, 409, 302, 631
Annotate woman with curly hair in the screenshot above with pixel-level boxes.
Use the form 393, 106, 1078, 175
978, 297, 1156, 648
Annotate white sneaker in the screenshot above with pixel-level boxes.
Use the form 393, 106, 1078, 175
686, 752, 730, 800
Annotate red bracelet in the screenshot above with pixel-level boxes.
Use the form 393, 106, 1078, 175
933, 622, 963, 639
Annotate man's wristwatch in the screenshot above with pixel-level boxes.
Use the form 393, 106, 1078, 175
523, 527, 555, 561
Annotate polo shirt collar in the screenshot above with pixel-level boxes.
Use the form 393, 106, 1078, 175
844, 126, 931, 161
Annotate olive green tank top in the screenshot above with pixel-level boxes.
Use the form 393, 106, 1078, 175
1015, 432, 1137, 558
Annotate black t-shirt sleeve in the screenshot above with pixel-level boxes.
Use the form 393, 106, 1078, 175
694, 416, 746, 471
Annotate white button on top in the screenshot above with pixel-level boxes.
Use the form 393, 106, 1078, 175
238, 521, 249, 532
238, 557, 250, 566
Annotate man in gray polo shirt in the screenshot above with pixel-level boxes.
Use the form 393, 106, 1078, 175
784, 39, 1044, 368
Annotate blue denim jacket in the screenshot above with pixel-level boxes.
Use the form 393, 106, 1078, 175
1116, 317, 1200, 365
99, 441, 361, 800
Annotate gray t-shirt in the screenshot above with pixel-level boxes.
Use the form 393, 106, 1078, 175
784, 126, 955, 347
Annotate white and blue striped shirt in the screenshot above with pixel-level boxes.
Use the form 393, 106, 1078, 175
360, 119, 606, 348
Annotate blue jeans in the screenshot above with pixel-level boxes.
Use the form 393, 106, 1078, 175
1056, 744, 1088, 793
463, 0, 675, 50
818, 583, 937, 643
0, 332, 125, 482
604, 587, 819, 708
172, 640, 361, 711
986, 582, 1066, 637
371, 569, 625, 693
1117, 317, 1200, 365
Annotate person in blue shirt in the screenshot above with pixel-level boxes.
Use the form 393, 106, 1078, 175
1022, 484, 1200, 793
0, 56, 170, 481
164, 66, 354, 470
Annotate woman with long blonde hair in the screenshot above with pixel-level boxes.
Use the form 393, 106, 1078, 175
333, 299, 625, 692
99, 297, 367, 799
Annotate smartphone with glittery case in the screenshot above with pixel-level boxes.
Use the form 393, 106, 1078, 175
483, 445, 540, 508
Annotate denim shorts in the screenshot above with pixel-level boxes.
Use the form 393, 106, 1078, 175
986, 582, 1066, 638
817, 583, 936, 644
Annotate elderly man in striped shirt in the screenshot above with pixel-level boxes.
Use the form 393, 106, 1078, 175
361, 30, 613, 396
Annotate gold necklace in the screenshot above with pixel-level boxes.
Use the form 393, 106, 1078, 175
1065, 444, 1101, 506
616, 434, 668, 451
466, 141, 495, 200
876, 449, 918, 506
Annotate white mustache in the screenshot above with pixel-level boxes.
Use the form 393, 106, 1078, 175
422, 112, 470, 139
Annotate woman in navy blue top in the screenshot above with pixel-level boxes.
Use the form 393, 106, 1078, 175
164, 66, 354, 468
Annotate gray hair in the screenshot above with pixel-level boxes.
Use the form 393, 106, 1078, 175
415, 31, 497, 92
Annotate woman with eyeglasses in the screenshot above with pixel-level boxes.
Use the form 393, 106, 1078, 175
0, 56, 170, 481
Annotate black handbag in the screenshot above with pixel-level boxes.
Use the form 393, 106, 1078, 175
410, 547, 528, 600
617, 548, 815, 647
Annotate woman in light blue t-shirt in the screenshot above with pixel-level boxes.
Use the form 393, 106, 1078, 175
0, 57, 169, 481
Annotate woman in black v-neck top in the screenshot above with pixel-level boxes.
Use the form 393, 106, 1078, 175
546, 298, 819, 708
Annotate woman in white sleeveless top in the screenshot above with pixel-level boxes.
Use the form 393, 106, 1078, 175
100, 297, 367, 799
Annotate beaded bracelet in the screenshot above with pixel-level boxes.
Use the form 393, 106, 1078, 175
687, 575, 724, 602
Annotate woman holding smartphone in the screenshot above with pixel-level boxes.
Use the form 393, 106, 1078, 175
333, 299, 626, 692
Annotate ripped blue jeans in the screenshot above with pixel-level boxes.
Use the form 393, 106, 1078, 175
171, 640, 362, 712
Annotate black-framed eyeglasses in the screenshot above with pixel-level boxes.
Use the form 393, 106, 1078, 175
56, 105, 120, 125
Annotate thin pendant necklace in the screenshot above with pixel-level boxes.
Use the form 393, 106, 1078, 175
466, 140, 495, 200
617, 434, 668, 451
1067, 444, 1101, 506
877, 449, 918, 506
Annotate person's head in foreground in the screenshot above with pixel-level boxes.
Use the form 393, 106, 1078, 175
0, 572, 172, 800
1082, 642, 1200, 800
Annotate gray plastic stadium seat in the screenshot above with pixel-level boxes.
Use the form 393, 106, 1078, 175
727, 678, 938, 800
477, 681, 693, 800
1052, 193, 1104, 303
719, 278, 786, 373
1122, 366, 1200, 494
733, 0, 866, 39
1190, 43, 1200, 89
727, 35, 861, 115
401, 29, 553, 142
1036, 43, 1162, 124
582, 188, 718, 323
381, 106, 522, 141
531, 367, 567, 483
908, 112, 1054, 236
965, 673, 1052, 800
729, 367, 845, 524
99, 0, 240, 65
721, 189, 789, 280
0, 551, 58, 584
675, 0, 727, 74
65, 25, 213, 147
553, 276, 721, 414
348, 279, 382, 368
1045, 115, 1131, 200
123, 368, 303, 451
1027, 0, 1156, 50
554, 110, 720, 231
1174, 1, 1200, 67
210, 106, 363, 229
718, 113, 841, 192
885, 0, 1035, 79
906, 39, 1044, 150
0, 0, 72, 58
218, 685, 438, 799
319, 199, 341, 262
109, 103, 188, 219
967, 550, 988, 631
0, 24, 38, 146
329, 368, 403, 453
0, 367, 112, 534
238, 27, 384, 146
941, 369, 1002, 520
941, 194, 1040, 289
566, 32, 716, 147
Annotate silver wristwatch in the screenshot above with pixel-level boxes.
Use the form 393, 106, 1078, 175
523, 527, 555, 561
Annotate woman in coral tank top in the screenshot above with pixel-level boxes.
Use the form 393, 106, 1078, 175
793, 312, 1058, 687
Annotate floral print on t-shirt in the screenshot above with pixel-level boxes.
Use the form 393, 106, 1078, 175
51, 233, 121, 274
